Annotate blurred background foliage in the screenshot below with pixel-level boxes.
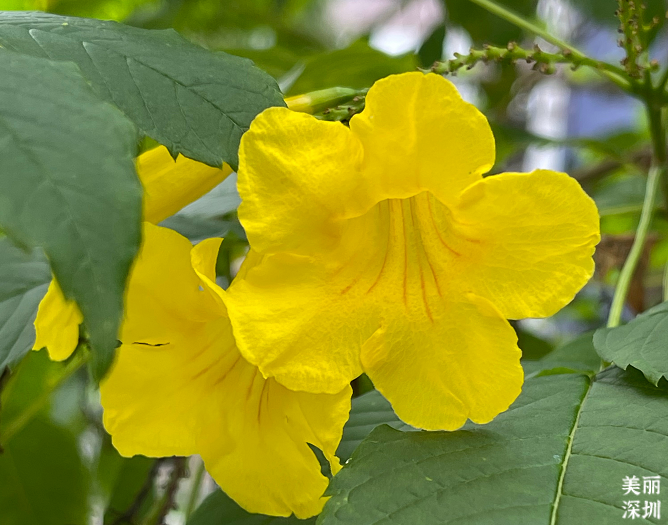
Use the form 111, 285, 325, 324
1, 0, 667, 523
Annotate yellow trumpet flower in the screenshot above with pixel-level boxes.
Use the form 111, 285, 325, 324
99, 223, 350, 518
223, 72, 601, 431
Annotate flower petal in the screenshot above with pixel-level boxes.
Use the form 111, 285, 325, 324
120, 224, 220, 347
189, 231, 352, 518
361, 294, 523, 431
224, 251, 370, 394
33, 279, 82, 361
225, 191, 463, 395
449, 170, 600, 319
199, 366, 351, 518
237, 107, 370, 255
225, 191, 464, 395
100, 322, 234, 458
349, 72, 495, 207
191, 237, 227, 309
139, 146, 233, 225
101, 223, 225, 456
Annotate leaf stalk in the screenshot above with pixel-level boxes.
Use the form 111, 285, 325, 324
607, 81, 666, 328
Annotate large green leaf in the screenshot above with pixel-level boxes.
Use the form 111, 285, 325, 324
594, 301, 668, 385
320, 367, 668, 524
188, 490, 316, 525
526, 331, 601, 377
0, 238, 50, 372
0, 417, 88, 525
337, 389, 410, 463
0, 50, 142, 378
0, 11, 285, 169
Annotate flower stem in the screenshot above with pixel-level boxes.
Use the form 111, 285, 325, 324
140, 457, 188, 525
465, 0, 632, 91
184, 457, 206, 519
607, 91, 666, 327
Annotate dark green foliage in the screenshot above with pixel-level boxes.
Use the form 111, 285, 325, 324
0, 50, 141, 379
0, 239, 50, 372
188, 490, 316, 525
0, 11, 286, 169
595, 301, 668, 385
320, 368, 668, 524
337, 389, 411, 463
0, 418, 89, 525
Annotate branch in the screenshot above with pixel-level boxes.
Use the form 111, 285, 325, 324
109, 459, 163, 525
464, 0, 633, 92
140, 457, 188, 525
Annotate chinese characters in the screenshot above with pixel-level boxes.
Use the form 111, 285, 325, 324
623, 476, 661, 520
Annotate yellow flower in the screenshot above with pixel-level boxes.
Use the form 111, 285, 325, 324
99, 223, 351, 518
33, 146, 232, 361
223, 72, 601, 431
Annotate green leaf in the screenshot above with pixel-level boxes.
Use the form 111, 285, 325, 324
534, 332, 601, 376
286, 41, 416, 96
187, 490, 316, 525
594, 301, 668, 386
173, 174, 242, 218
0, 238, 50, 372
337, 389, 411, 463
159, 174, 239, 242
320, 366, 668, 524
0, 417, 88, 525
0, 50, 142, 378
160, 215, 234, 243
594, 175, 648, 217
1, 349, 57, 428
517, 326, 554, 360
0, 11, 285, 169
